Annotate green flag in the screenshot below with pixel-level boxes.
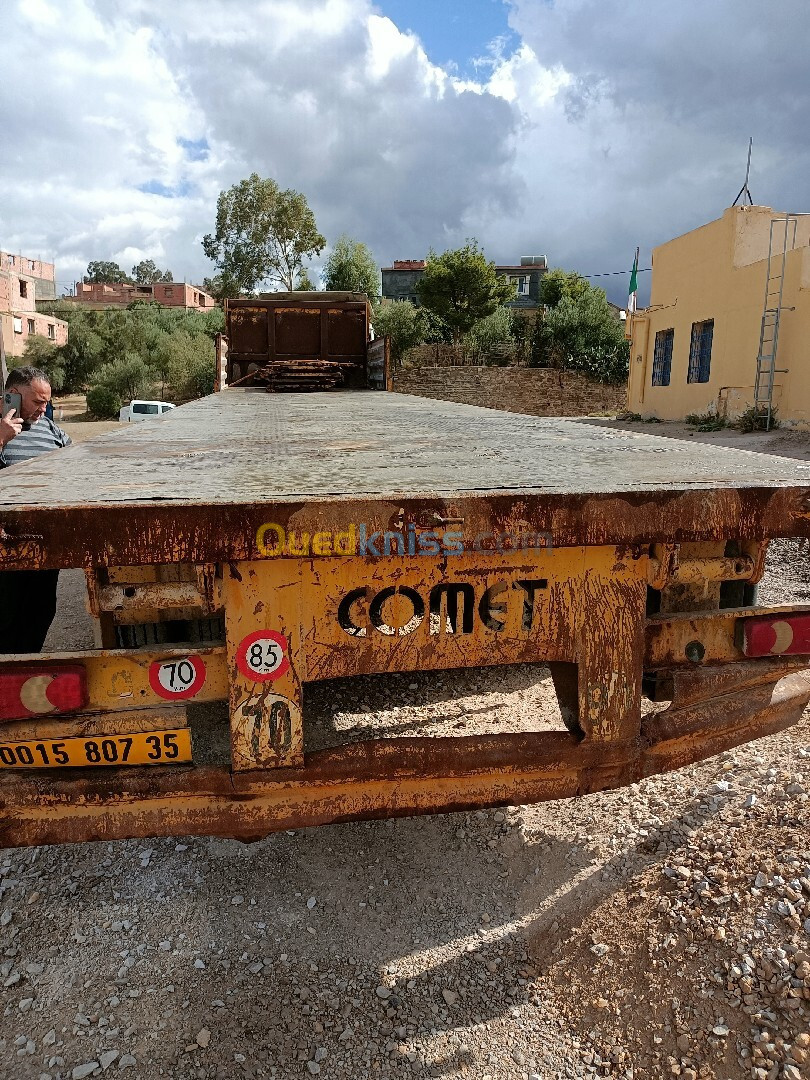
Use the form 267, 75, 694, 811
627, 247, 639, 313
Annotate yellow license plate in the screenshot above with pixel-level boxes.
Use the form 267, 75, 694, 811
0, 729, 192, 769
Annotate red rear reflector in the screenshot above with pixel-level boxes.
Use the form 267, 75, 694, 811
0, 665, 88, 723
739, 613, 810, 657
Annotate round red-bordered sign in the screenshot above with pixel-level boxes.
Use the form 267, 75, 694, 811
236, 630, 290, 682
148, 655, 207, 700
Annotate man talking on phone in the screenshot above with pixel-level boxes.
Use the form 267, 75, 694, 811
0, 366, 72, 652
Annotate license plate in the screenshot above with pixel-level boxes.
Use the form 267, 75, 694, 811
0, 728, 192, 769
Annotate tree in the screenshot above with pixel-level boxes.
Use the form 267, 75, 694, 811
202, 274, 233, 302
15, 336, 66, 391
294, 267, 316, 290
417, 240, 514, 344
86, 385, 121, 419
533, 287, 629, 384
131, 259, 173, 284
202, 173, 325, 293
465, 305, 515, 362
156, 330, 215, 401
91, 354, 154, 401
322, 235, 379, 298
371, 301, 426, 365
84, 260, 131, 284
538, 268, 590, 308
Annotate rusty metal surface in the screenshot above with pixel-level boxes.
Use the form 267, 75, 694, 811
2, 653, 808, 848
226, 296, 370, 390
1, 391, 810, 569
645, 604, 810, 666
0, 646, 227, 721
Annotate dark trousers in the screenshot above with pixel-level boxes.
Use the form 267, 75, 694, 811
0, 570, 60, 653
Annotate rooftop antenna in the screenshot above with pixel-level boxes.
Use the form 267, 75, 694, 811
732, 137, 754, 206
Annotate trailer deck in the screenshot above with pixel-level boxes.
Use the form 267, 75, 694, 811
1, 390, 809, 570
2, 389, 810, 849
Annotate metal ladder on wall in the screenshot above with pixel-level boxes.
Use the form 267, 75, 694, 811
753, 214, 797, 429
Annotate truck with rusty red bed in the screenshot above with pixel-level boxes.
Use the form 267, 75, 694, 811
0, 296, 809, 848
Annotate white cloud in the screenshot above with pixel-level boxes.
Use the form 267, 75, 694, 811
0, 0, 807, 302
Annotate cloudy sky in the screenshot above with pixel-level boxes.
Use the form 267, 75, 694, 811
1, 0, 808, 304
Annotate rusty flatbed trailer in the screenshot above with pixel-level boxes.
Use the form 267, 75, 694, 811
1, 389, 810, 848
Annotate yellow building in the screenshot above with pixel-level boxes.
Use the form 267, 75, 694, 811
627, 205, 810, 427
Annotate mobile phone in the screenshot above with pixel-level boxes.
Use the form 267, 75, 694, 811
2, 391, 22, 420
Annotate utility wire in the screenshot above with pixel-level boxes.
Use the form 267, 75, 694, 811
582, 267, 652, 279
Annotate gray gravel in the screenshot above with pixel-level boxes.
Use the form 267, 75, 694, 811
2, 523, 809, 1079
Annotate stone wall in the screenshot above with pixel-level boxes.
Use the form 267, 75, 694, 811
390, 365, 627, 417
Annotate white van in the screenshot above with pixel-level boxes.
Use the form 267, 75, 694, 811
119, 400, 176, 423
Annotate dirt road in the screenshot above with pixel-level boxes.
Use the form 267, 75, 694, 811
2, 420, 809, 1080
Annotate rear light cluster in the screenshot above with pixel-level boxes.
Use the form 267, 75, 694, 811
0, 665, 87, 723
739, 612, 810, 657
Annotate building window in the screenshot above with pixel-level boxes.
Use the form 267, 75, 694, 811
29, 260, 35, 271
12, 317, 22, 334
687, 319, 714, 383
509, 275, 530, 298
19, 279, 28, 299
652, 329, 674, 386
164, 286, 173, 296
27, 319, 35, 334
47, 324, 55, 339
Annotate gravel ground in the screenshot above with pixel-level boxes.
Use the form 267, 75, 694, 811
2, 431, 810, 1080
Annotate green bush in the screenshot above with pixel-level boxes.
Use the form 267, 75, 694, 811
91, 354, 154, 402
736, 405, 779, 433
177, 351, 216, 400
15, 335, 66, 391
531, 290, 630, 384
34, 302, 224, 394
86, 385, 121, 419
371, 301, 425, 365
157, 330, 216, 401
464, 305, 514, 360
685, 410, 727, 432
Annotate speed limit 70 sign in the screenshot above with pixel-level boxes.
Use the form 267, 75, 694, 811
148, 655, 207, 700
235, 630, 290, 682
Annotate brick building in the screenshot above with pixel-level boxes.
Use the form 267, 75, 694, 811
381, 255, 548, 309
63, 281, 215, 310
0, 251, 57, 300
0, 251, 67, 360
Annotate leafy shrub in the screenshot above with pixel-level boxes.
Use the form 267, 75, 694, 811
736, 405, 779, 432
465, 305, 515, 361
685, 410, 727, 432
530, 290, 630, 384
16, 336, 66, 391
91, 354, 153, 402
371, 301, 425, 365
86, 385, 121, 419
176, 351, 216, 400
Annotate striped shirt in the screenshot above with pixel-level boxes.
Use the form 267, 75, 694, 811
0, 417, 72, 469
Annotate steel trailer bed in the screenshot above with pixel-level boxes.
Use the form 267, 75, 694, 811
1, 389, 809, 848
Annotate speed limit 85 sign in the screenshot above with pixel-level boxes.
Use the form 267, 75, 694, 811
235, 630, 290, 682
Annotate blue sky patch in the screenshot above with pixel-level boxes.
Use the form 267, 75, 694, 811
376, 0, 517, 76
177, 136, 210, 161
138, 179, 192, 198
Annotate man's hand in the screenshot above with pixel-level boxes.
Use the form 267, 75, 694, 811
0, 409, 23, 448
